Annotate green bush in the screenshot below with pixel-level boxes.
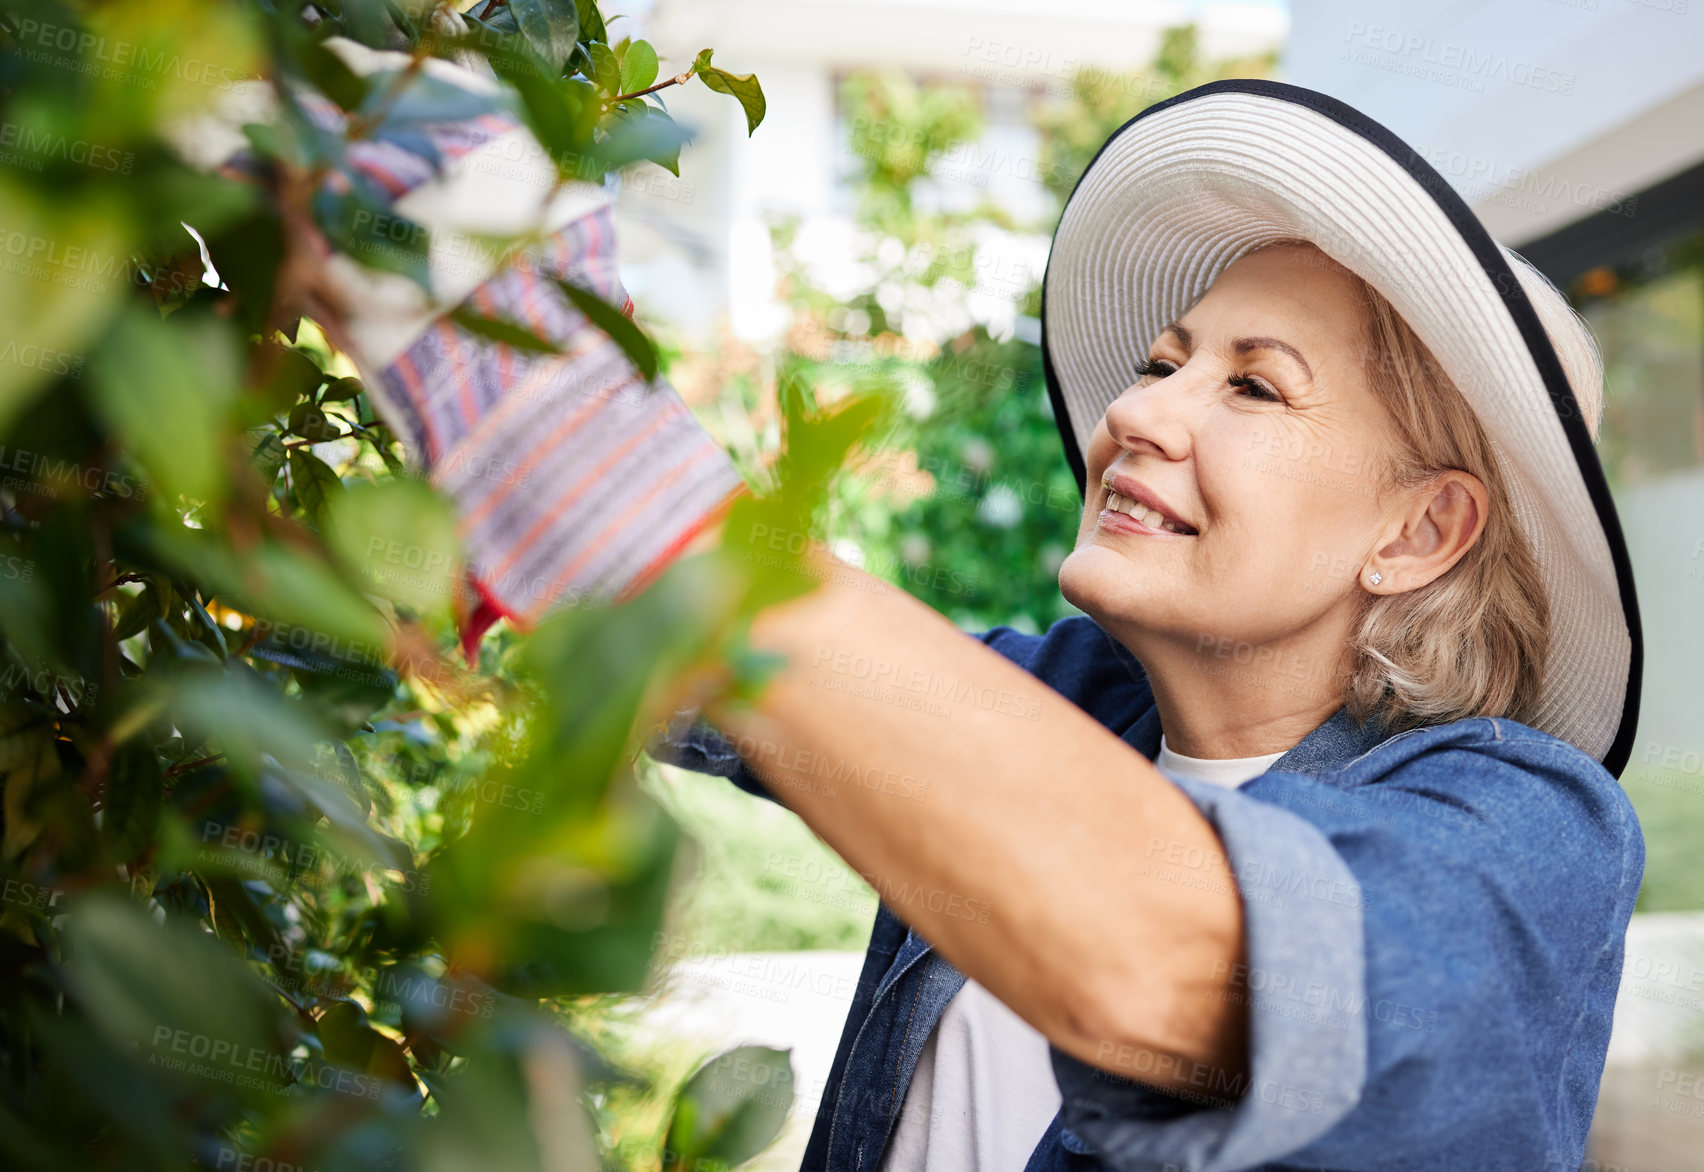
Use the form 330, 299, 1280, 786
0, 2, 851, 1168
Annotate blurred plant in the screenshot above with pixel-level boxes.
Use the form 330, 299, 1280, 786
0, 1, 895, 1169
840, 70, 983, 236
1031, 24, 1278, 204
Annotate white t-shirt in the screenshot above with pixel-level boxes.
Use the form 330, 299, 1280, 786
1156, 736, 1287, 788
877, 739, 1287, 1172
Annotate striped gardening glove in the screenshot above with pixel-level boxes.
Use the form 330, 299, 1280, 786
194, 35, 746, 655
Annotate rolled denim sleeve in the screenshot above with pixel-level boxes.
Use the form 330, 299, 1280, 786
1048, 774, 1367, 1171
642, 708, 778, 803
1048, 718, 1644, 1172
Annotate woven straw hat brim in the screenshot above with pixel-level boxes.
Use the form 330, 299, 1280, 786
1039, 79, 1641, 776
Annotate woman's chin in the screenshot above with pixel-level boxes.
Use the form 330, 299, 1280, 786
1059, 547, 1170, 625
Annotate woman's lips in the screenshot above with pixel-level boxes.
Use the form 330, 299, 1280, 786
1097, 505, 1193, 537
1099, 478, 1198, 534
1099, 487, 1198, 536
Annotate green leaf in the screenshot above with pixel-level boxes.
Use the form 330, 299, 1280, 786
361, 69, 513, 126
165, 670, 333, 776
510, 0, 579, 72
263, 346, 328, 421
552, 277, 658, 381
0, 713, 62, 862
251, 433, 287, 486
204, 207, 285, 339
287, 401, 344, 442
287, 449, 344, 526
507, 70, 601, 177
241, 118, 295, 168
181, 586, 229, 660
430, 786, 681, 998
23, 1007, 192, 1157
61, 894, 290, 1096
573, 0, 606, 44
317, 1000, 416, 1089
111, 582, 167, 643
88, 306, 240, 506
104, 740, 164, 861
412, 1047, 545, 1172
712, 385, 894, 618
589, 41, 620, 94
129, 516, 388, 653
618, 39, 658, 94
147, 617, 219, 668
448, 306, 564, 354
383, 0, 420, 42
597, 105, 691, 176
321, 376, 365, 402
293, 664, 396, 740
0, 552, 56, 668
373, 432, 408, 475
275, 765, 409, 876
324, 477, 462, 618
693, 50, 766, 135
0, 180, 132, 435
466, 0, 519, 33
201, 875, 286, 966
664, 1046, 794, 1169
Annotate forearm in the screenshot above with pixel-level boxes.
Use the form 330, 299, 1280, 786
698, 539, 1249, 1092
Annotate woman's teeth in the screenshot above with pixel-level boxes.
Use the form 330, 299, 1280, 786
1105, 491, 1193, 535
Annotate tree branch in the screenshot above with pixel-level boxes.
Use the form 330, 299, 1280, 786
604, 70, 693, 105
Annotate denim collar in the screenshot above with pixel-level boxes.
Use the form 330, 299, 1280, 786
1119, 702, 1393, 778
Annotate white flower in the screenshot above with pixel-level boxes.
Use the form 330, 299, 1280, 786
961, 437, 995, 475
978, 483, 1023, 529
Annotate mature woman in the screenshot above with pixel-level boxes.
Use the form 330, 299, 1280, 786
307, 65, 1643, 1171
646, 82, 1645, 1172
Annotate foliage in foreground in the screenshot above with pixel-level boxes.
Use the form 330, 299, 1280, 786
0, 0, 876, 1168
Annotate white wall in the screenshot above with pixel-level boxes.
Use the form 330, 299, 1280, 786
613, 0, 1290, 341
1281, 0, 1704, 244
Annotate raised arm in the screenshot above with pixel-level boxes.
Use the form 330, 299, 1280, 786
687, 532, 1250, 1093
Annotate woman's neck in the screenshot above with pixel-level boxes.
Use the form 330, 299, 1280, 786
1123, 629, 1352, 760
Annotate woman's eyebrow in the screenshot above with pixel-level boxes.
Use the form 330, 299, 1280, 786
1158, 324, 1315, 384
1234, 335, 1314, 382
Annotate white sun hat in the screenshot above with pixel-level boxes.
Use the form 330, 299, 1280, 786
1039, 79, 1641, 776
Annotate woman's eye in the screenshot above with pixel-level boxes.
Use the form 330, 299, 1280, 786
1134, 357, 1176, 379
1228, 373, 1283, 403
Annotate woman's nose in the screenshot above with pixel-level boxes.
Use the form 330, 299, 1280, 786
1102, 367, 1198, 462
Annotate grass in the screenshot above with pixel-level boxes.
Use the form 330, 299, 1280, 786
639, 760, 880, 958
556, 761, 877, 1170
1621, 767, 1704, 913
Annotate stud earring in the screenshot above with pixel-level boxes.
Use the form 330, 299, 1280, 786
1367, 571, 1383, 586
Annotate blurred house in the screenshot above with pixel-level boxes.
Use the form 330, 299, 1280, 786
608, 0, 1287, 342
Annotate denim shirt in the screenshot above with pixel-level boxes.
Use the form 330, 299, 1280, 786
646, 615, 1644, 1172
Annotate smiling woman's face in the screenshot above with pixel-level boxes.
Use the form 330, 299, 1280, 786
1058, 242, 1408, 679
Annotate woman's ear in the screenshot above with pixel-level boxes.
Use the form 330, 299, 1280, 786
1364, 471, 1489, 594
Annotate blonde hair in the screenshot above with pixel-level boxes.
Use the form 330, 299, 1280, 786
1333, 246, 1603, 730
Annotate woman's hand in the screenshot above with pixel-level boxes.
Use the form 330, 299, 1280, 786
314, 62, 747, 645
